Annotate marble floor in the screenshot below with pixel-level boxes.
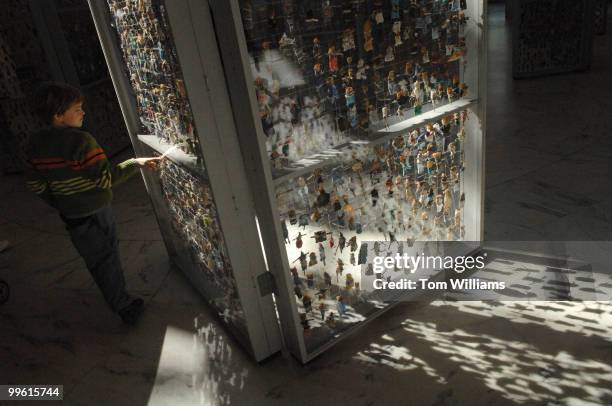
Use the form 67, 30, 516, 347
1, 4, 612, 406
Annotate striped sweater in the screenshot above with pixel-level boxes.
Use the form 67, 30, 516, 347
25, 127, 138, 218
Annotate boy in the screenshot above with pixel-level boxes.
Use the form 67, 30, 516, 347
25, 82, 160, 325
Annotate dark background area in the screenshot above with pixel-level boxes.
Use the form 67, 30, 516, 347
0, 0, 129, 174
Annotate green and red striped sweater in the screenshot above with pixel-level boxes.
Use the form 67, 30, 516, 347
25, 127, 138, 218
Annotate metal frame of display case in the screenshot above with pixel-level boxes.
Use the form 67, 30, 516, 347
87, 0, 283, 362
89, 0, 487, 364
210, 0, 488, 362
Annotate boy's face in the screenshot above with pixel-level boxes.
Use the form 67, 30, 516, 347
52, 101, 85, 128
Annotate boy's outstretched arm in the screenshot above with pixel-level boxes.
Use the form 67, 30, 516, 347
77, 132, 158, 189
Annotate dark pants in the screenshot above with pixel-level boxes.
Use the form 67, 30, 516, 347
61, 206, 132, 312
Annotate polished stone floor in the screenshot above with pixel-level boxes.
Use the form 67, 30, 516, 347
1, 5, 612, 406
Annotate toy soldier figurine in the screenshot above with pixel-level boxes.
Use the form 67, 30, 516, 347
337, 232, 346, 254
336, 258, 344, 281
294, 251, 308, 274
358, 242, 368, 265
323, 271, 332, 287
349, 236, 358, 252
319, 243, 326, 265
309, 252, 318, 267
293, 232, 304, 249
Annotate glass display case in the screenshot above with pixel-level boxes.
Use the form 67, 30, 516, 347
88, 0, 486, 363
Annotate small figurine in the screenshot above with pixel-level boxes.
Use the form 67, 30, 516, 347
454, 208, 462, 228
294, 251, 308, 274
337, 232, 346, 254
336, 295, 347, 318
371, 188, 379, 207
288, 209, 297, 225
358, 242, 368, 264
345, 273, 354, 289
342, 28, 355, 51
302, 293, 312, 313
306, 272, 315, 288
356, 59, 368, 80
298, 214, 309, 229
308, 252, 318, 267
323, 271, 332, 287
349, 236, 358, 252
316, 187, 331, 207
345, 86, 355, 109
282, 219, 290, 244
290, 267, 300, 286
384, 46, 395, 62
446, 87, 455, 103
444, 188, 453, 216
296, 176, 309, 206
388, 71, 398, 96
328, 46, 339, 72
319, 243, 326, 265
336, 258, 344, 281
312, 37, 322, 59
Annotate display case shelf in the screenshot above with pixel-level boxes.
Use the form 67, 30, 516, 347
272, 98, 476, 185
137, 134, 206, 179
375, 98, 476, 135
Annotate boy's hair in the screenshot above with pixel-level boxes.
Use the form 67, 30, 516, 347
34, 82, 84, 124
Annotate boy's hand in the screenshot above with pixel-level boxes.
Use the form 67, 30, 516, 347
134, 157, 162, 170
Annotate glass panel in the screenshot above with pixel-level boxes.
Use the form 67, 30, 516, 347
106, 0, 201, 157
238, 0, 471, 174
276, 111, 473, 353
158, 159, 248, 340
104, 0, 249, 342
236, 0, 480, 357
